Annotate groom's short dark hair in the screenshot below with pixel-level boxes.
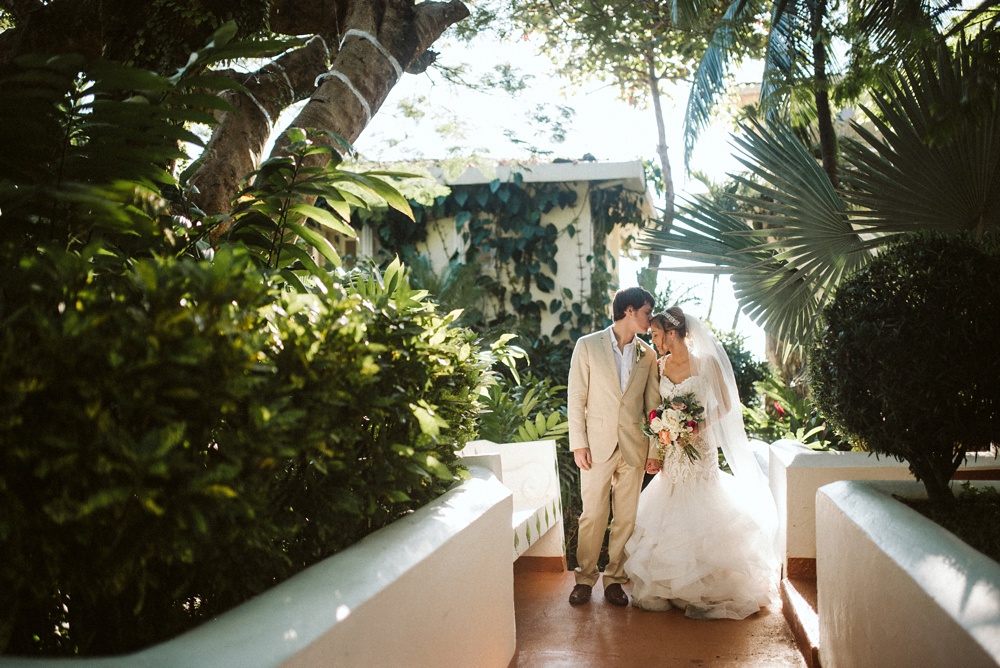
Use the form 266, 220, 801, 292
612, 286, 655, 321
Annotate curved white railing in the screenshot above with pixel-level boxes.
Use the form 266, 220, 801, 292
1, 464, 515, 668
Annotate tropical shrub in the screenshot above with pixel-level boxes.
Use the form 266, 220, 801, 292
810, 234, 1000, 507
0, 246, 496, 655
744, 375, 848, 451
478, 371, 569, 446
716, 327, 768, 410
0, 30, 499, 657
0, 247, 282, 654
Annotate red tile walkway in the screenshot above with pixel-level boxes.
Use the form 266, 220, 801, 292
510, 570, 806, 667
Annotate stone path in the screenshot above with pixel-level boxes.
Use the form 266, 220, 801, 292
510, 570, 806, 667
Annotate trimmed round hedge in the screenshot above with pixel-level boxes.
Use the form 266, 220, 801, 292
810, 234, 1000, 507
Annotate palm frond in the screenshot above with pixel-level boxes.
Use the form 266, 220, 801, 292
683, 0, 763, 166
842, 39, 1000, 235
760, 0, 821, 123
643, 119, 871, 347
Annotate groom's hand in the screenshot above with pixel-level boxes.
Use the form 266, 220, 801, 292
573, 448, 592, 471
645, 458, 662, 475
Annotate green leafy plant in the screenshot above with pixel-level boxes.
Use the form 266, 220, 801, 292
0, 247, 286, 654
811, 234, 1000, 508
478, 372, 569, 446
715, 327, 768, 410
221, 129, 416, 293
744, 375, 847, 451
0, 29, 504, 657
0, 22, 306, 265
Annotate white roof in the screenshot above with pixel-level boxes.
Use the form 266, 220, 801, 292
439, 160, 649, 195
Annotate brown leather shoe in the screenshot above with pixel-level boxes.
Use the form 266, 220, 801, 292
568, 584, 592, 605
604, 583, 629, 607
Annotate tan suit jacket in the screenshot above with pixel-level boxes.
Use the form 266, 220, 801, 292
567, 327, 660, 466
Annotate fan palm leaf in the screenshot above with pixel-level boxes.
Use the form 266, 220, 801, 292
758, 0, 812, 118
841, 39, 1000, 236
640, 118, 872, 347
645, 35, 999, 349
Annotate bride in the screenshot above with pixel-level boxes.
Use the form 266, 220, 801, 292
624, 307, 778, 619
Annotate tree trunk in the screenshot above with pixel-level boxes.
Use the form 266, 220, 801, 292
188, 36, 332, 218
909, 458, 957, 511
195, 0, 469, 225
645, 47, 675, 281
810, 0, 838, 188
0, 0, 470, 223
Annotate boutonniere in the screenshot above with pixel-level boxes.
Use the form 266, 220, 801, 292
634, 341, 645, 364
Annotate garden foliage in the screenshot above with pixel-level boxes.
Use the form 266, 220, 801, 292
0, 31, 499, 656
810, 234, 1000, 507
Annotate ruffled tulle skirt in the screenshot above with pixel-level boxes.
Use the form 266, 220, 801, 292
624, 469, 777, 619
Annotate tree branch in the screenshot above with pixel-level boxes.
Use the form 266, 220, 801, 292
189, 35, 332, 218
195, 0, 469, 228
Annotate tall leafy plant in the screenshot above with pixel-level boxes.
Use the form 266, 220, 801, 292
221, 128, 416, 293
0, 29, 502, 657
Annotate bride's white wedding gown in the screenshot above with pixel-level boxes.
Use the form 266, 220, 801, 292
624, 373, 777, 620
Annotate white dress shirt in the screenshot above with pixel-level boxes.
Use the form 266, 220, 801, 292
610, 327, 637, 395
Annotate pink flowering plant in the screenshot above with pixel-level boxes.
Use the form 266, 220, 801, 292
643, 392, 705, 463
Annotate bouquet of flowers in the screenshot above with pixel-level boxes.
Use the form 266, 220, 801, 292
642, 392, 705, 464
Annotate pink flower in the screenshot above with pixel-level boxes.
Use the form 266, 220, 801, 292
649, 410, 657, 422
658, 431, 670, 445
774, 402, 786, 416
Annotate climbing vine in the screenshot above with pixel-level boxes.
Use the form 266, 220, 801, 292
358, 169, 648, 345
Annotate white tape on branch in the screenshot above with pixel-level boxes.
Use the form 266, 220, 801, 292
242, 90, 272, 126
341, 28, 403, 82
315, 70, 372, 124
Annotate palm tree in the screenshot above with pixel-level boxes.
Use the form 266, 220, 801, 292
679, 0, 994, 185
638, 32, 1000, 351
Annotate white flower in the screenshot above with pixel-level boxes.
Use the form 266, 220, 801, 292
649, 416, 665, 433
662, 408, 682, 435
634, 342, 645, 364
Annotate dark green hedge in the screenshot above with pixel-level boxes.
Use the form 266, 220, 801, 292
0, 34, 498, 656
0, 247, 492, 655
810, 234, 1000, 506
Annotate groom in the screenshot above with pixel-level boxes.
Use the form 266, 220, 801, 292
567, 286, 661, 606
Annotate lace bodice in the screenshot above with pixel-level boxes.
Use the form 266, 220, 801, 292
657, 374, 718, 483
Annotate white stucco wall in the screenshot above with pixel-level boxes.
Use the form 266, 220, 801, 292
405, 161, 651, 340
462, 439, 565, 560
769, 440, 1000, 570
1, 465, 515, 668
817, 480, 1000, 668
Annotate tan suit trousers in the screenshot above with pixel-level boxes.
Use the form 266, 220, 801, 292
574, 445, 645, 587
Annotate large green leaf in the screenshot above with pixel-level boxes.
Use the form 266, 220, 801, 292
841, 40, 1000, 236
641, 119, 871, 348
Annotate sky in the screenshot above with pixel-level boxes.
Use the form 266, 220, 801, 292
352, 29, 768, 356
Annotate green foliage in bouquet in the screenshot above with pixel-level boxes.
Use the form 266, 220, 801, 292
810, 234, 1000, 508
